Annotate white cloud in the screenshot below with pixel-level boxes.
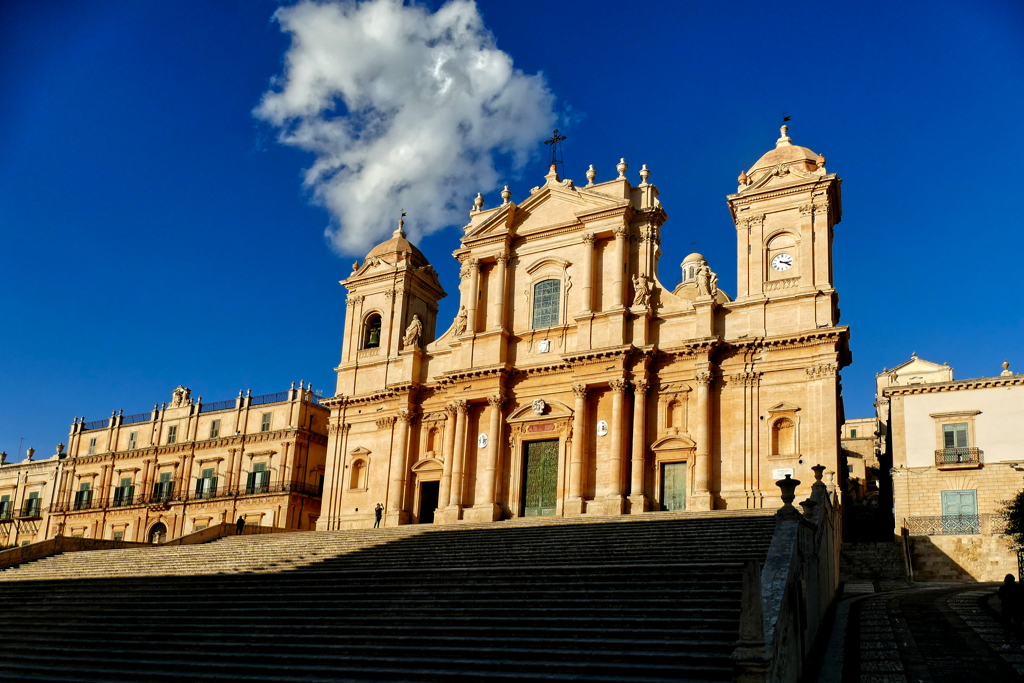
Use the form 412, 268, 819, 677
255, 0, 557, 256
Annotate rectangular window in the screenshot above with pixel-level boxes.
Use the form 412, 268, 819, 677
246, 462, 270, 494
22, 491, 41, 517
209, 419, 220, 440
195, 468, 218, 499
88, 438, 97, 455
113, 531, 124, 541
942, 423, 969, 448
850, 429, 857, 438
194, 524, 207, 532
73, 482, 92, 510
0, 494, 10, 520
532, 279, 560, 329
260, 413, 272, 433
167, 425, 177, 445
113, 477, 134, 507
152, 472, 173, 502
128, 431, 138, 450
941, 489, 979, 534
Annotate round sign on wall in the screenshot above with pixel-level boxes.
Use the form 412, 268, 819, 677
596, 420, 609, 437
478, 433, 488, 449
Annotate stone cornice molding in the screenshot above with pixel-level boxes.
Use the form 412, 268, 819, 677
883, 374, 1024, 397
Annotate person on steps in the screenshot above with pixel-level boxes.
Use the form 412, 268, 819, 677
236, 516, 245, 536
999, 574, 1019, 647
374, 503, 383, 529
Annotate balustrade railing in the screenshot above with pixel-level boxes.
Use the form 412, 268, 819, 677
121, 412, 151, 426
905, 515, 980, 535
200, 399, 236, 413
250, 391, 289, 407
82, 418, 109, 431
935, 447, 983, 466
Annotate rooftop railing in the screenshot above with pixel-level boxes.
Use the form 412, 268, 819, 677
250, 391, 289, 407
82, 418, 110, 431
199, 399, 236, 413
121, 412, 151, 426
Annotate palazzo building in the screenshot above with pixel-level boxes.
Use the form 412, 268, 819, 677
319, 126, 851, 529
0, 447, 65, 548
51, 384, 328, 542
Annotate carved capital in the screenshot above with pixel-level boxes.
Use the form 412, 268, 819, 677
495, 252, 510, 266
452, 399, 469, 415
571, 383, 588, 399
609, 379, 629, 394
375, 416, 396, 429
613, 226, 629, 239
634, 379, 649, 395
695, 371, 713, 388
799, 204, 813, 216
581, 232, 595, 246
486, 394, 505, 408
813, 201, 830, 215
345, 295, 364, 308
806, 363, 838, 379
396, 409, 412, 423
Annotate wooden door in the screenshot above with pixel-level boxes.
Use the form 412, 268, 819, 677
522, 440, 558, 517
661, 462, 687, 511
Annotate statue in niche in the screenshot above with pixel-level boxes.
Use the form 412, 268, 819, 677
631, 274, 652, 307
403, 315, 423, 348
170, 385, 191, 408
453, 305, 468, 336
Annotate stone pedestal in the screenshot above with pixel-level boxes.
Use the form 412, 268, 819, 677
601, 495, 625, 516
384, 510, 409, 527
463, 503, 501, 523
563, 497, 585, 516
443, 504, 463, 523
689, 493, 714, 511
628, 494, 648, 514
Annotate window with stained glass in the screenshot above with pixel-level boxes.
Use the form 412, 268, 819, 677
532, 279, 560, 329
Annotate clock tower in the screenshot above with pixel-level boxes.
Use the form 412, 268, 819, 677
727, 125, 842, 335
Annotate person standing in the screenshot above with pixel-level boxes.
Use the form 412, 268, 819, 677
999, 574, 1019, 647
374, 503, 383, 529
236, 516, 245, 536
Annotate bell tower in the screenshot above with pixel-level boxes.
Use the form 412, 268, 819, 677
727, 125, 842, 334
335, 218, 446, 396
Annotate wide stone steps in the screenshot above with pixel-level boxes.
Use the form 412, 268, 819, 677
0, 512, 777, 682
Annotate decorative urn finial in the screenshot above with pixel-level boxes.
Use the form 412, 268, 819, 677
816, 153, 826, 169
26, 447, 34, 462
639, 164, 650, 185
500, 186, 511, 205
775, 473, 802, 519
0, 451, 6, 465
586, 164, 596, 186
473, 192, 484, 212
776, 124, 792, 147
616, 158, 628, 179
1002, 360, 1012, 377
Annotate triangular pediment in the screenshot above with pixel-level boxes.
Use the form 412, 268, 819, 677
767, 402, 801, 413
349, 446, 371, 457
888, 356, 947, 374
651, 434, 696, 451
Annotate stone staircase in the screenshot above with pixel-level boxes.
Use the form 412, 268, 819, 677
0, 510, 778, 682
839, 542, 907, 581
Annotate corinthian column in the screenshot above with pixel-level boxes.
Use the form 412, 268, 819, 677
566, 383, 587, 516
605, 379, 628, 515
437, 403, 458, 512
581, 233, 595, 312
386, 409, 412, 524
464, 259, 481, 335
693, 371, 713, 510
447, 400, 469, 513
478, 394, 504, 520
493, 253, 509, 330
612, 227, 627, 309
629, 379, 649, 513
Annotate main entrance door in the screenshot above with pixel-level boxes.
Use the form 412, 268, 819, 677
522, 439, 558, 517
419, 481, 439, 524
661, 462, 687, 511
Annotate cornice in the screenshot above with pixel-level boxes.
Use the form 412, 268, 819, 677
884, 374, 1024, 397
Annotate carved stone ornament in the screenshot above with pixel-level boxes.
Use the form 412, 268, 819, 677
537, 339, 551, 353
634, 379, 649, 394
478, 433, 488, 449
487, 394, 505, 408
376, 416, 396, 429
170, 385, 191, 408
453, 399, 469, 415
695, 371, 713, 388
571, 384, 588, 399
631, 274, 652, 307
582, 232, 595, 246
402, 315, 423, 349
609, 379, 629, 394
531, 399, 547, 415
596, 420, 609, 437
453, 306, 468, 336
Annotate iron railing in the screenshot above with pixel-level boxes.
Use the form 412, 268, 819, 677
200, 399, 236, 413
250, 391, 289, 407
18, 502, 42, 518
935, 447, 983, 466
82, 418, 110, 431
905, 515, 980, 535
0, 504, 13, 521
121, 412, 151, 426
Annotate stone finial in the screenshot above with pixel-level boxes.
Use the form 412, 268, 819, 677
738, 170, 748, 186
1002, 360, 1012, 377
586, 164, 596, 186
816, 153, 826, 169
500, 186, 511, 205
394, 215, 406, 238
352, 261, 359, 272
639, 164, 650, 185
776, 124, 792, 147
776, 474, 802, 519
799, 498, 818, 520
0, 451, 6, 465
616, 158, 628, 179
811, 464, 826, 489
291, 381, 296, 390
26, 447, 34, 462
473, 192, 484, 212
56, 442, 65, 457
300, 380, 305, 389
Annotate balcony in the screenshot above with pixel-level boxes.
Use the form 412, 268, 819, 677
905, 515, 981, 535
48, 480, 321, 515
934, 447, 983, 469
18, 502, 42, 519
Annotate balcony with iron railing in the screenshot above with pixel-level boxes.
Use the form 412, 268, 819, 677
905, 515, 981, 535
935, 447, 983, 469
18, 501, 42, 519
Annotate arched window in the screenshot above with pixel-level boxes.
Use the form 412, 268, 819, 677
363, 314, 382, 349
689, 266, 695, 280
771, 418, 796, 456
532, 279, 560, 328
350, 460, 366, 489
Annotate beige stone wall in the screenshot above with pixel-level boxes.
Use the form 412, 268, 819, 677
0, 454, 65, 547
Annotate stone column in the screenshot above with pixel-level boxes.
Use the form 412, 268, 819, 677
581, 233, 595, 312
612, 227, 627, 309
437, 404, 458, 512
566, 383, 587, 516
447, 400, 469, 516
693, 371, 713, 510
629, 379, 649, 513
605, 379, 628, 515
493, 253, 509, 330
465, 259, 481, 334
386, 409, 412, 524
478, 394, 504, 520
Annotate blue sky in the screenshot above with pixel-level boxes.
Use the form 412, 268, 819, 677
1, 0, 1022, 461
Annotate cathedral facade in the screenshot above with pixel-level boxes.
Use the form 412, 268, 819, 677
319, 127, 851, 529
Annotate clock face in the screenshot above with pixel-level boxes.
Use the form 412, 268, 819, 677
771, 253, 794, 272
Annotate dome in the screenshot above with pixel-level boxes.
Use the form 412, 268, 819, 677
746, 125, 822, 176
365, 219, 429, 267
682, 252, 706, 265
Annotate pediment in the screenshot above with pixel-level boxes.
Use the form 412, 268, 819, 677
349, 446, 371, 457
510, 184, 627, 234
739, 164, 826, 194
411, 457, 443, 472
767, 402, 801, 413
507, 399, 573, 422
651, 434, 696, 451
888, 357, 947, 374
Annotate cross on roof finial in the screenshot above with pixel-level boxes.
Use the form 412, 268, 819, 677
544, 129, 567, 178
395, 209, 407, 237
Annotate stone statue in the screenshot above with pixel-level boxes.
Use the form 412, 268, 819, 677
453, 305, 468, 336
696, 264, 712, 297
170, 385, 191, 408
403, 315, 423, 348
631, 274, 651, 307
709, 271, 718, 297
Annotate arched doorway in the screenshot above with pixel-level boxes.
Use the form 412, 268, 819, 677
149, 522, 167, 544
